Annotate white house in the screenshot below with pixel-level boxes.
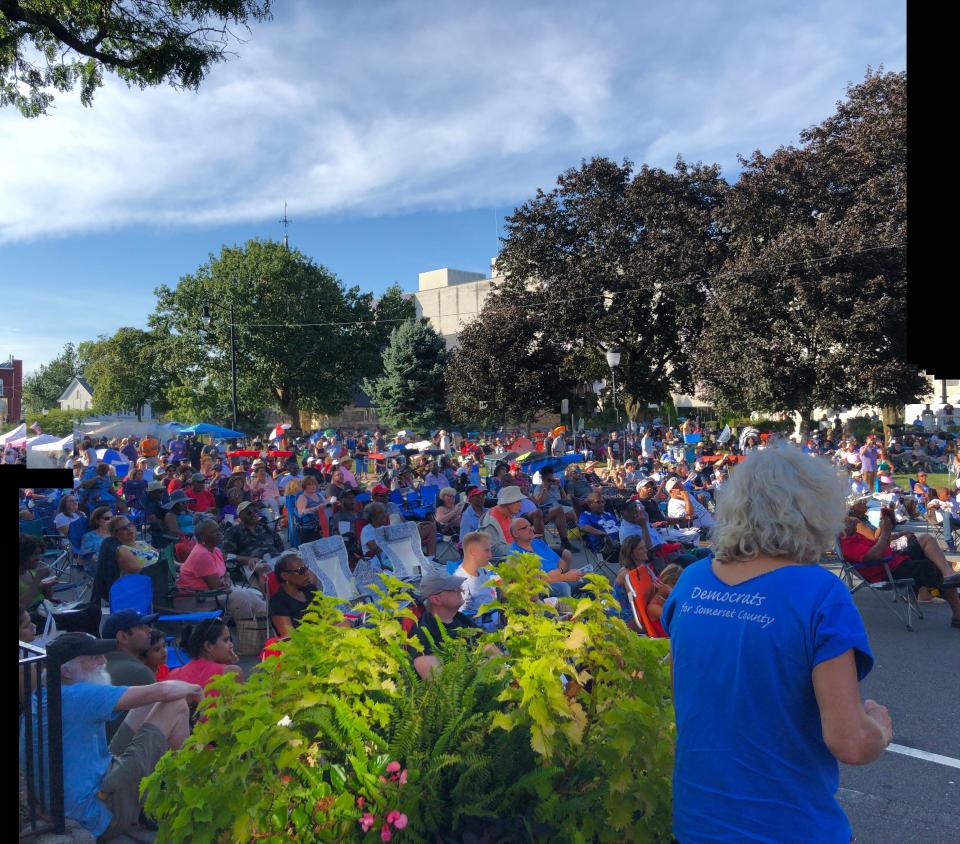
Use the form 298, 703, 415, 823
58, 377, 94, 411
57, 376, 153, 420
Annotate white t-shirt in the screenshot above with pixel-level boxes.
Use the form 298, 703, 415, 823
454, 564, 498, 615
54, 512, 82, 531
667, 496, 716, 529
641, 435, 654, 458
359, 523, 379, 553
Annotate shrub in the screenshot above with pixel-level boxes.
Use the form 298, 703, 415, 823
142, 557, 674, 843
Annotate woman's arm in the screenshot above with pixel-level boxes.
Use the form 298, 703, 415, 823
272, 615, 294, 637
812, 649, 892, 765
116, 545, 144, 574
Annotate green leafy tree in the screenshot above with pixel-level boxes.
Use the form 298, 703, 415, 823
25, 407, 94, 437
22, 341, 88, 413
83, 327, 169, 420
692, 70, 926, 428
1, 0, 272, 117
150, 239, 383, 430
364, 318, 451, 431
494, 156, 729, 407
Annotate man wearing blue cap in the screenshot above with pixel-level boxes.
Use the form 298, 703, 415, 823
103, 609, 161, 740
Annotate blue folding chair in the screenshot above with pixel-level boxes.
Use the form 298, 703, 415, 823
285, 493, 300, 547
66, 515, 90, 560
109, 571, 223, 627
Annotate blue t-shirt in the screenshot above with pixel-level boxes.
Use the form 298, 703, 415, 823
509, 538, 560, 572
661, 560, 873, 844
577, 510, 618, 550
20, 683, 128, 837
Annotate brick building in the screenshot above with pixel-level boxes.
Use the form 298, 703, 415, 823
0, 356, 23, 424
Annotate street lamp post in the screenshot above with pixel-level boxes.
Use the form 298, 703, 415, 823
605, 348, 621, 425
202, 302, 239, 432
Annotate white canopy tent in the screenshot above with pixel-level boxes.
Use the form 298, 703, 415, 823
31, 434, 76, 453
0, 423, 26, 445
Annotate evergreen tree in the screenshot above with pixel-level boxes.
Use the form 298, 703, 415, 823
365, 319, 451, 431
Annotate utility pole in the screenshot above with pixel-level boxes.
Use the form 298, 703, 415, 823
280, 202, 292, 251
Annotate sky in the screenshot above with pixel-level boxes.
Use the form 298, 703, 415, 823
1, 0, 906, 374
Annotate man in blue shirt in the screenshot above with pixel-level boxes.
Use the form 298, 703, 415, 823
508, 517, 587, 598
20, 633, 202, 840
458, 486, 487, 537
577, 495, 619, 552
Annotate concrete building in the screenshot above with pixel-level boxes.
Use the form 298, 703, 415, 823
0, 356, 23, 423
412, 266, 504, 348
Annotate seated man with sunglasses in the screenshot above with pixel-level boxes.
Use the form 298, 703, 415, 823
269, 550, 322, 636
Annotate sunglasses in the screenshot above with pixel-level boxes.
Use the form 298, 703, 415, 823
284, 566, 309, 576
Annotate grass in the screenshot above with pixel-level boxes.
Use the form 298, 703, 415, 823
892, 473, 952, 492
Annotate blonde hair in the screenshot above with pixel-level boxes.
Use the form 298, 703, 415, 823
658, 564, 683, 587
711, 446, 848, 564
285, 478, 302, 496
462, 531, 491, 552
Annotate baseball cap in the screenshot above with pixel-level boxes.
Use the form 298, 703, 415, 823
371, 484, 390, 495
418, 573, 466, 600
46, 632, 117, 663
664, 478, 680, 492
466, 486, 486, 499
147, 481, 165, 492
496, 486, 526, 505
191, 472, 205, 482
102, 609, 160, 639
635, 477, 656, 489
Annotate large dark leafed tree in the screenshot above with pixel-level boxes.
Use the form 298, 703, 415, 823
150, 239, 391, 430
364, 318, 451, 432
0, 0, 271, 117
446, 298, 579, 429
692, 69, 925, 432
493, 156, 729, 411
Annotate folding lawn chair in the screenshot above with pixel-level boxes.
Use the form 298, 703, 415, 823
834, 540, 923, 631
581, 533, 621, 579
298, 535, 363, 603
374, 521, 446, 582
622, 565, 667, 638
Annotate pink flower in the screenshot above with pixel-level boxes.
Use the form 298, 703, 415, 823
356, 796, 366, 808
358, 813, 375, 833
386, 811, 400, 825
380, 823, 393, 842
398, 769, 408, 785
393, 814, 408, 830
385, 761, 401, 774
379, 775, 387, 782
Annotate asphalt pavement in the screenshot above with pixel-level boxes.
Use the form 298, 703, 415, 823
830, 527, 960, 844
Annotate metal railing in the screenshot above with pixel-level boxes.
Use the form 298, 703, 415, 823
19, 640, 65, 838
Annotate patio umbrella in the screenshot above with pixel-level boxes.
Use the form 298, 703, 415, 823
550, 425, 567, 437
323, 428, 336, 437
178, 423, 245, 438
271, 423, 291, 439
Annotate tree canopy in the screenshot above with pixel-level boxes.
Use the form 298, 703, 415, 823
493, 156, 729, 407
691, 69, 925, 422
1, 0, 271, 116
22, 341, 88, 412
83, 327, 169, 421
149, 239, 395, 430
364, 318, 451, 431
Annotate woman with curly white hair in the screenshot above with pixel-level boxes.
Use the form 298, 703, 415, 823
661, 445, 892, 844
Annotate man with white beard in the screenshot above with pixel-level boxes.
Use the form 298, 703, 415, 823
19, 633, 202, 840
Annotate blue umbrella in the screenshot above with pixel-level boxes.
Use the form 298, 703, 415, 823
178, 423, 245, 438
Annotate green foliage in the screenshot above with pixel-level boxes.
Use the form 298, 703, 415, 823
22, 342, 88, 413
149, 239, 387, 430
143, 559, 674, 843
83, 327, 169, 420
25, 407, 94, 437
1, 0, 272, 117
722, 416, 797, 436
364, 319, 451, 431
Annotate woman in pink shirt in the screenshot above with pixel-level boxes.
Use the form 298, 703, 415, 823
168, 618, 242, 699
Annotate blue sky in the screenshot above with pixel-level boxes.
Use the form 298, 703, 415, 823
1, 0, 905, 373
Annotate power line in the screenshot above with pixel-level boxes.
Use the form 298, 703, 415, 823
224, 242, 905, 329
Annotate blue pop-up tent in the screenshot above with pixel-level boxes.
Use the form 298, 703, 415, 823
520, 452, 584, 476
178, 423, 245, 438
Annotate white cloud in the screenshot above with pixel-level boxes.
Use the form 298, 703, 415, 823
0, 0, 905, 244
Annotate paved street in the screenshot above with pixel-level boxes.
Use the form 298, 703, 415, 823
835, 544, 960, 844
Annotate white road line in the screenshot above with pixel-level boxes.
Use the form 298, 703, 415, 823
886, 743, 960, 769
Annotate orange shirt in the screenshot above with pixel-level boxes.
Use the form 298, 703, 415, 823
490, 505, 514, 544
